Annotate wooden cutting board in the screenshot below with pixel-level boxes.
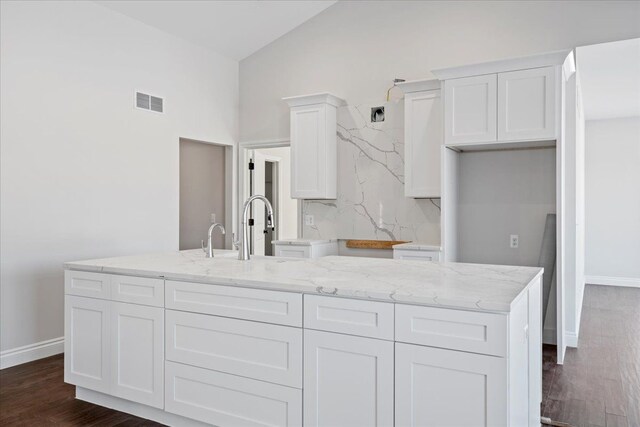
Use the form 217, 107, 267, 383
345, 240, 410, 250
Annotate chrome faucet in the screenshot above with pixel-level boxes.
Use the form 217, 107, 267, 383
201, 223, 226, 258
239, 195, 274, 261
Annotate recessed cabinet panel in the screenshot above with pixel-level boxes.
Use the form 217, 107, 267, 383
291, 105, 324, 197
404, 90, 442, 197
111, 275, 164, 307
165, 361, 302, 427
444, 74, 497, 145
304, 330, 394, 427
65, 270, 111, 299
165, 280, 302, 327
498, 67, 556, 141
395, 342, 507, 427
110, 302, 164, 408
166, 310, 303, 388
64, 295, 110, 393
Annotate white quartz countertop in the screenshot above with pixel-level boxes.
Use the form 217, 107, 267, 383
64, 250, 543, 313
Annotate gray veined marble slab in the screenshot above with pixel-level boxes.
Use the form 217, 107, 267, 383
65, 249, 543, 313
303, 101, 441, 243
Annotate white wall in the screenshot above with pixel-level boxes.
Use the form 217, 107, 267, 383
0, 1, 238, 357
458, 149, 557, 267
239, 0, 640, 142
585, 117, 640, 284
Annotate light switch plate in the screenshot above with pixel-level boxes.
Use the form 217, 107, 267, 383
210, 213, 216, 224
510, 234, 519, 248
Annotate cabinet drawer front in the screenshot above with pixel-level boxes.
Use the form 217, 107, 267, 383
166, 310, 302, 388
304, 295, 394, 340
65, 270, 111, 299
166, 280, 302, 326
111, 275, 164, 307
395, 304, 507, 356
165, 361, 302, 427
393, 249, 442, 261
274, 246, 311, 258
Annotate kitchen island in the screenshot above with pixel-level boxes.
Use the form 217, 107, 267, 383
64, 249, 543, 427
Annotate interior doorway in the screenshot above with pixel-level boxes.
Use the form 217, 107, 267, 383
243, 145, 299, 256
179, 138, 228, 251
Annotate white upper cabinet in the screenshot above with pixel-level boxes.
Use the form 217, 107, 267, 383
444, 74, 498, 145
435, 50, 569, 147
283, 93, 345, 199
398, 79, 443, 198
498, 67, 556, 141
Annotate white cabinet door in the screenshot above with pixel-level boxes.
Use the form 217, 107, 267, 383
404, 90, 442, 197
64, 295, 110, 393
444, 74, 497, 145
498, 67, 556, 141
304, 330, 394, 427
110, 302, 164, 408
290, 104, 337, 199
395, 342, 507, 427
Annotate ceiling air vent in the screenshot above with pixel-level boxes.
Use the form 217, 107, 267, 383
135, 91, 163, 113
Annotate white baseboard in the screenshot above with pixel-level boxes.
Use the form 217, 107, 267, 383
586, 275, 640, 288
565, 332, 578, 348
0, 337, 64, 370
543, 328, 578, 348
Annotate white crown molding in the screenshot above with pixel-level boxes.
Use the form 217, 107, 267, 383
282, 93, 346, 108
1, 337, 64, 370
586, 275, 640, 288
432, 49, 573, 80
395, 79, 441, 94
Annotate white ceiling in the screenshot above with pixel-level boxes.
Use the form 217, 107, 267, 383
96, 1, 336, 61
577, 38, 640, 120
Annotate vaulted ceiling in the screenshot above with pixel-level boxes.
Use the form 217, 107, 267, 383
96, 1, 337, 61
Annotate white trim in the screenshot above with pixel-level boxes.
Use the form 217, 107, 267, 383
282, 93, 346, 108
76, 387, 209, 427
565, 332, 578, 348
586, 275, 640, 288
0, 337, 64, 369
239, 138, 289, 148
432, 49, 572, 80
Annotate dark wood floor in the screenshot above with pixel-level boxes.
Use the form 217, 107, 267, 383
542, 284, 640, 427
1, 284, 638, 426
0, 354, 163, 426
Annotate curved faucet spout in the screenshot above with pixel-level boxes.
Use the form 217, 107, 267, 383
202, 223, 225, 258
239, 195, 275, 261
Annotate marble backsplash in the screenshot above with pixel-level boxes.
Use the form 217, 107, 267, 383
302, 101, 441, 243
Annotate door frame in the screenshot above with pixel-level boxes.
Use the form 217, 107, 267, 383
239, 139, 303, 241
178, 137, 236, 250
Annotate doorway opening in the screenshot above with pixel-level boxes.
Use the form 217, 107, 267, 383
242, 145, 299, 256
179, 138, 231, 251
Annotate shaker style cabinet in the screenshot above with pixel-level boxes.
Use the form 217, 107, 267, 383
400, 80, 443, 198
395, 343, 507, 427
283, 93, 345, 199
441, 66, 557, 146
444, 74, 498, 145
303, 329, 394, 427
64, 272, 165, 409
497, 67, 556, 141
64, 295, 111, 394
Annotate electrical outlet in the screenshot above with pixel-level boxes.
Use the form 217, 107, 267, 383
304, 214, 314, 226
510, 234, 519, 248
210, 213, 216, 224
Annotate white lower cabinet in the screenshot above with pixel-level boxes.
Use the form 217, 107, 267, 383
303, 329, 394, 427
395, 342, 507, 427
64, 295, 164, 408
65, 295, 111, 393
165, 361, 302, 427
110, 302, 164, 408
